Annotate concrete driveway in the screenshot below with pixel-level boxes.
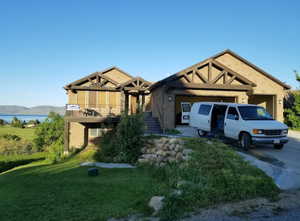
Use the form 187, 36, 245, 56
249, 130, 300, 171
176, 126, 300, 172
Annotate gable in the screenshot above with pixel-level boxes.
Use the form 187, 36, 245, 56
151, 50, 290, 92
64, 67, 134, 90
214, 51, 290, 93
213, 50, 290, 89
157, 58, 256, 91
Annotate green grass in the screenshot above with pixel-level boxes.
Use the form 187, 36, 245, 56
0, 139, 279, 221
0, 152, 47, 173
153, 138, 280, 220
0, 125, 35, 141
0, 150, 168, 221
165, 129, 181, 135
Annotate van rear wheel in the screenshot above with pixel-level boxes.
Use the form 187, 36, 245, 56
197, 129, 207, 137
240, 133, 251, 151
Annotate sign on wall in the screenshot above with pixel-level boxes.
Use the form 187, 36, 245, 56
66, 104, 80, 111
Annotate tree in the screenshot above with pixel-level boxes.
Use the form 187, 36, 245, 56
11, 117, 24, 128
33, 112, 64, 151
0, 119, 6, 126
285, 71, 300, 128
295, 70, 300, 82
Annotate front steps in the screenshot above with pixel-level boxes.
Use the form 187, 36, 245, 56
143, 112, 162, 134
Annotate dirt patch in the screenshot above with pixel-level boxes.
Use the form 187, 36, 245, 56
182, 190, 300, 221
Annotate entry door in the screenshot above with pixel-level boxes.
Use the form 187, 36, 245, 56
181, 102, 191, 124
224, 106, 240, 139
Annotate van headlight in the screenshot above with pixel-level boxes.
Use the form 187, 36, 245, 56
282, 129, 288, 135
253, 129, 264, 134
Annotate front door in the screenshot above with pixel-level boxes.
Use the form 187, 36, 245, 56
181, 102, 192, 124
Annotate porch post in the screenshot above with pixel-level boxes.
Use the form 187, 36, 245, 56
125, 93, 129, 114
141, 94, 145, 112
64, 120, 70, 152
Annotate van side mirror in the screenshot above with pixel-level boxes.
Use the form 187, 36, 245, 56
234, 115, 239, 120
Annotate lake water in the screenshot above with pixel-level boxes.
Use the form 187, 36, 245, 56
0, 114, 48, 123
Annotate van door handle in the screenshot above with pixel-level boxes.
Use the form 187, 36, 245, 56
224, 122, 226, 126
208, 120, 210, 123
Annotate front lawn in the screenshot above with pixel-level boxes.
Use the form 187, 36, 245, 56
0, 151, 167, 221
0, 138, 279, 221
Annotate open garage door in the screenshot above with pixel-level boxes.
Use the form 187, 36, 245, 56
175, 95, 236, 125
248, 95, 276, 119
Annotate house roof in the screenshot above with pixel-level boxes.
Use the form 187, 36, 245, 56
150, 49, 291, 90
64, 66, 134, 90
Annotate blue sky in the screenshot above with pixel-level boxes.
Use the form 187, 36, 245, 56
0, 0, 299, 107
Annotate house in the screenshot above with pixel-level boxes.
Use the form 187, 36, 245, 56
64, 67, 152, 150
64, 49, 290, 150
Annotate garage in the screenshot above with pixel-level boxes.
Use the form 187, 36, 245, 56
175, 95, 236, 125
150, 50, 290, 130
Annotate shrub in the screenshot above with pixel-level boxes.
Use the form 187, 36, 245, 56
95, 113, 145, 163
284, 91, 300, 128
47, 142, 65, 164
0, 137, 34, 155
0, 134, 21, 141
33, 112, 64, 151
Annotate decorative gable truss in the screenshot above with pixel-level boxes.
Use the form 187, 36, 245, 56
117, 77, 152, 93
65, 71, 121, 91
167, 59, 256, 91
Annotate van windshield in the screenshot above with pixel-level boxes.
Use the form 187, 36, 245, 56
238, 106, 273, 120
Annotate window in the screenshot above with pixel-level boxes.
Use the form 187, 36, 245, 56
181, 103, 191, 112
198, 104, 212, 115
238, 106, 273, 120
227, 107, 239, 120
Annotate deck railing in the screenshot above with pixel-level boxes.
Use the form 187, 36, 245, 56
65, 104, 123, 118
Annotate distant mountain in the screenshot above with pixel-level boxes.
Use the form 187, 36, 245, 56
0, 105, 65, 115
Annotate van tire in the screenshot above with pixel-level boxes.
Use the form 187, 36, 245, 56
274, 144, 284, 149
197, 129, 207, 137
240, 133, 251, 151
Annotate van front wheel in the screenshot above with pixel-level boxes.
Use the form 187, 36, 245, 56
240, 133, 251, 151
197, 129, 207, 137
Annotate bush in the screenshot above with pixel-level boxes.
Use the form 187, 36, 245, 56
0, 137, 35, 155
0, 134, 21, 141
47, 142, 65, 164
285, 91, 300, 128
95, 113, 145, 163
148, 138, 279, 220
33, 112, 64, 151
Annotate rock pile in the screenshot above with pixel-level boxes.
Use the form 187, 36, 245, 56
138, 137, 193, 166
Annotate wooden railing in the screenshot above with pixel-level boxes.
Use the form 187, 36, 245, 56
65, 104, 122, 118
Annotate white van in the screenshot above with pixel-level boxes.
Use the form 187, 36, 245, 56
189, 102, 289, 150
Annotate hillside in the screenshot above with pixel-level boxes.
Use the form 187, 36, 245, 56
0, 105, 65, 115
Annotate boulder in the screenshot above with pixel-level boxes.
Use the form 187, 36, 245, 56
148, 196, 165, 214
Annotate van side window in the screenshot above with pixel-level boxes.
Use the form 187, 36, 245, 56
198, 104, 212, 115
227, 107, 239, 120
